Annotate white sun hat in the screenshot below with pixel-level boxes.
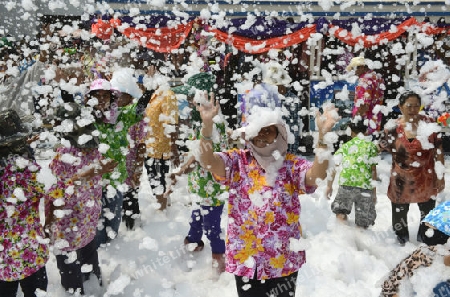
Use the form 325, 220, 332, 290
262, 61, 292, 86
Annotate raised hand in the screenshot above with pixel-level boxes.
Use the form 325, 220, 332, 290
197, 92, 220, 125
316, 103, 339, 136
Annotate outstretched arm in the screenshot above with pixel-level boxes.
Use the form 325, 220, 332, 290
306, 105, 339, 187
198, 92, 226, 178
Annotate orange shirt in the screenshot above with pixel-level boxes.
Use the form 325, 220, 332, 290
145, 89, 179, 160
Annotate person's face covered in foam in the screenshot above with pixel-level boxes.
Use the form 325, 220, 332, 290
250, 125, 279, 148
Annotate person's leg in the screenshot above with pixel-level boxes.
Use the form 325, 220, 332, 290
202, 205, 226, 274
185, 208, 205, 252
96, 186, 124, 246
417, 199, 437, 242
354, 188, 377, 228
202, 205, 225, 254
19, 266, 48, 297
331, 186, 354, 222
235, 272, 298, 297
0, 279, 19, 297
122, 187, 140, 230
264, 272, 298, 297
145, 158, 169, 210
235, 274, 266, 297
79, 239, 102, 286
56, 252, 84, 295
391, 202, 410, 245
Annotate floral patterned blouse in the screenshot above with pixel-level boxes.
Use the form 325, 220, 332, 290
352, 70, 385, 134
0, 156, 49, 281
125, 119, 146, 187
47, 146, 103, 252
145, 89, 179, 160
214, 149, 315, 280
381, 116, 443, 204
95, 103, 141, 187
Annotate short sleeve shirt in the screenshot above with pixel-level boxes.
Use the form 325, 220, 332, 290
0, 157, 49, 281
145, 89, 179, 160
95, 103, 141, 186
187, 122, 229, 206
48, 146, 103, 251
335, 136, 378, 189
214, 149, 315, 280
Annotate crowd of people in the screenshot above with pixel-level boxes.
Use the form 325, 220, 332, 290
0, 18, 450, 297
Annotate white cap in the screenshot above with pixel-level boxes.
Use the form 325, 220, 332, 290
110, 68, 143, 99
346, 56, 366, 72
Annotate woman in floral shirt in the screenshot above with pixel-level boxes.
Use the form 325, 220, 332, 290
46, 103, 116, 294
198, 94, 337, 297
0, 110, 49, 297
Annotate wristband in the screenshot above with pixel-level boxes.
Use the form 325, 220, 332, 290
200, 132, 213, 141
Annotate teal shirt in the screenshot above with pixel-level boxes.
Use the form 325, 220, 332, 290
95, 103, 141, 187
335, 136, 378, 190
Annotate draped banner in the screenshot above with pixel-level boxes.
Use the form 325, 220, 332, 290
208, 17, 317, 53
327, 17, 450, 47
91, 16, 195, 53
91, 15, 450, 53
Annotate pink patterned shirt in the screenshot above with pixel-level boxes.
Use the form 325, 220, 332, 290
215, 149, 315, 280
351, 70, 385, 134
48, 146, 103, 251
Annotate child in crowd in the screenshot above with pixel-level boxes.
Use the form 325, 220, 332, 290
327, 121, 379, 228
171, 73, 229, 276
0, 110, 49, 297
46, 103, 116, 294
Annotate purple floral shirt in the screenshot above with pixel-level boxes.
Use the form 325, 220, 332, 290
125, 119, 146, 186
48, 146, 103, 251
215, 149, 315, 280
0, 156, 49, 281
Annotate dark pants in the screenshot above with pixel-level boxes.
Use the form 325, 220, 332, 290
55, 239, 101, 295
144, 158, 169, 195
96, 187, 124, 247
391, 199, 436, 242
0, 266, 47, 297
187, 205, 225, 254
123, 187, 141, 230
235, 271, 298, 297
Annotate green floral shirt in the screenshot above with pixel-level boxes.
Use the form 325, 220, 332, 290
188, 122, 229, 206
95, 103, 141, 187
335, 136, 378, 190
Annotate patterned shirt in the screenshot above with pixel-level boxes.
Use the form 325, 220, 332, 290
380, 245, 439, 297
381, 116, 442, 204
125, 119, 147, 186
145, 89, 179, 160
95, 103, 141, 187
335, 136, 378, 189
0, 156, 49, 281
48, 146, 103, 251
188, 122, 228, 206
214, 149, 315, 280
351, 70, 385, 134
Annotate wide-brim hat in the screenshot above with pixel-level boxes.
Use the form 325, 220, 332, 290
262, 61, 292, 86
110, 67, 143, 99
171, 72, 216, 95
422, 201, 450, 236
346, 56, 366, 72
